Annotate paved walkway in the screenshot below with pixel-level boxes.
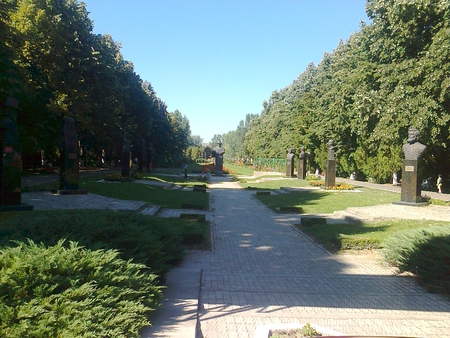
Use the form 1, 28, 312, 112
145, 175, 450, 338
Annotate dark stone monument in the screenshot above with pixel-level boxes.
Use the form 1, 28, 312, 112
0, 98, 32, 211
121, 132, 131, 177
297, 146, 306, 179
56, 117, 86, 194
394, 127, 427, 206
140, 139, 147, 174
211, 143, 225, 176
286, 148, 295, 178
147, 142, 155, 173
325, 139, 336, 187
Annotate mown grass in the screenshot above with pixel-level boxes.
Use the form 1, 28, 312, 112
241, 178, 311, 189
256, 187, 399, 214
223, 163, 254, 176
85, 180, 209, 209
140, 173, 207, 187
297, 218, 450, 252
21, 173, 209, 210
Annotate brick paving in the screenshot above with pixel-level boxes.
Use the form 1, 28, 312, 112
195, 176, 450, 338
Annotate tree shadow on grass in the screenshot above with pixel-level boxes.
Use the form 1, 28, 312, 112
297, 219, 390, 253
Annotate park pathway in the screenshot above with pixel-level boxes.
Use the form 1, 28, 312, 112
195, 176, 450, 338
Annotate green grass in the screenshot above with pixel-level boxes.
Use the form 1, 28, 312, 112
298, 219, 450, 252
140, 174, 207, 187
241, 178, 311, 189
256, 187, 399, 214
223, 163, 254, 176
84, 180, 209, 210
21, 174, 209, 210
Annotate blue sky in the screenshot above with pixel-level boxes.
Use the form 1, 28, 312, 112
83, 0, 369, 143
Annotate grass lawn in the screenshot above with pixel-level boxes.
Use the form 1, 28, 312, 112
223, 163, 254, 176
140, 173, 207, 187
298, 219, 450, 253
256, 187, 399, 214
241, 178, 311, 189
21, 173, 209, 210
84, 180, 209, 210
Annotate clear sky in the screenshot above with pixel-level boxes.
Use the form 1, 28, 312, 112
83, 0, 370, 144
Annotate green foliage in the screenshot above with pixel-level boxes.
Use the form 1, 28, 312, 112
2, 0, 192, 168
0, 240, 162, 337
0, 210, 189, 278
301, 323, 321, 337
383, 224, 450, 294
242, 0, 450, 182
271, 323, 322, 338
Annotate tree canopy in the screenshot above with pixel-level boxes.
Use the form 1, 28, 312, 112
240, 0, 450, 182
0, 0, 192, 167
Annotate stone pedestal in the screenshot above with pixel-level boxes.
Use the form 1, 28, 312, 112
1, 142, 22, 206
215, 156, 223, 176
0, 143, 33, 211
297, 158, 306, 179
212, 144, 225, 176
325, 159, 336, 187
393, 159, 427, 206
121, 151, 131, 176
56, 117, 86, 195
286, 152, 295, 178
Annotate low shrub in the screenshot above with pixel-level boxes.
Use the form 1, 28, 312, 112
0, 210, 186, 278
308, 180, 325, 187
383, 224, 450, 294
422, 195, 450, 206
325, 182, 354, 190
0, 240, 162, 337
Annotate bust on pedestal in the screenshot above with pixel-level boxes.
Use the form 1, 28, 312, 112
56, 117, 87, 195
211, 143, 225, 176
394, 127, 427, 206
286, 148, 295, 178
325, 139, 336, 187
0, 98, 33, 211
297, 146, 306, 179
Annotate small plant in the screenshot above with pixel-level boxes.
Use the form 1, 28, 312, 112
270, 323, 322, 337
309, 180, 325, 187
422, 195, 449, 206
325, 182, 354, 190
301, 323, 321, 337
